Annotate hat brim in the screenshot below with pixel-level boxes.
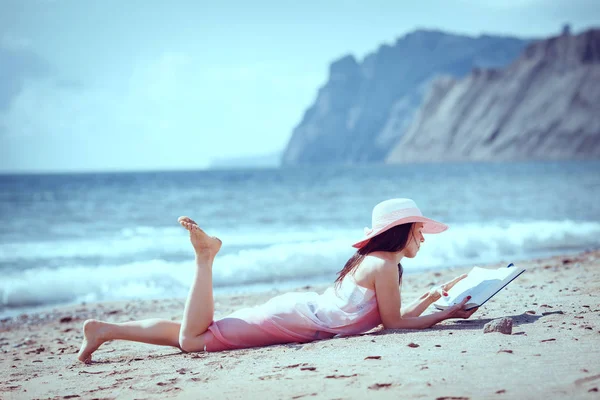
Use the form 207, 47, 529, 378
351, 216, 448, 249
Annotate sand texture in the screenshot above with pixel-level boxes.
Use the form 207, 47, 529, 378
1, 251, 599, 399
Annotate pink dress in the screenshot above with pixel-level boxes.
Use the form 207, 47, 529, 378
204, 277, 382, 351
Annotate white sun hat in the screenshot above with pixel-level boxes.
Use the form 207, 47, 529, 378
352, 198, 448, 248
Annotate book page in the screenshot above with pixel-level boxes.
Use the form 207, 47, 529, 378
446, 277, 503, 306
435, 266, 524, 308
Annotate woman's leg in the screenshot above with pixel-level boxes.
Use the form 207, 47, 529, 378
77, 217, 221, 362
177, 216, 222, 352
77, 318, 182, 362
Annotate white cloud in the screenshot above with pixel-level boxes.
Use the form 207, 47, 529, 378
1, 52, 204, 171
0, 47, 320, 172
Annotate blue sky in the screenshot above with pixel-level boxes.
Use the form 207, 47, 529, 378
1, 0, 598, 173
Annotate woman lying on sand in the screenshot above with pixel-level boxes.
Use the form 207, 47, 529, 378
78, 198, 477, 363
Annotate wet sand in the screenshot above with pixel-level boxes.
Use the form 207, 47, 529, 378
1, 250, 599, 399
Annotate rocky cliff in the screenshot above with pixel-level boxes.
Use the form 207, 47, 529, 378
281, 30, 529, 165
386, 29, 600, 163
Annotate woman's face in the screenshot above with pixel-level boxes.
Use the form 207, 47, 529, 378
405, 223, 425, 258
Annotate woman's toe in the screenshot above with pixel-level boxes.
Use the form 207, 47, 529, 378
178, 216, 199, 226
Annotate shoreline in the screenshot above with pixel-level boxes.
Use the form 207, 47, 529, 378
3, 246, 597, 322
1, 250, 599, 399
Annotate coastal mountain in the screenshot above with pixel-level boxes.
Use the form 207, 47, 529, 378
281, 30, 529, 166
386, 28, 600, 163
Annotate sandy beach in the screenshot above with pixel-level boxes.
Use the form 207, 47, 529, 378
1, 250, 599, 400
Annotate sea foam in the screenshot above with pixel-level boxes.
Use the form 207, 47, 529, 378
1, 220, 598, 315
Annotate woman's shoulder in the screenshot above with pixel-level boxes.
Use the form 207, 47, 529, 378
354, 253, 398, 287
362, 253, 398, 272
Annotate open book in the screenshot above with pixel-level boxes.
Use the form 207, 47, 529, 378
433, 263, 526, 311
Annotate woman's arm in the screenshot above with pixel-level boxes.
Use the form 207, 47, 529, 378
386, 308, 447, 329
401, 274, 469, 318
374, 262, 441, 329
401, 291, 435, 318
374, 262, 473, 329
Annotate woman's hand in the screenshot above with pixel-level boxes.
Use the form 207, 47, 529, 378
443, 296, 479, 320
427, 273, 468, 301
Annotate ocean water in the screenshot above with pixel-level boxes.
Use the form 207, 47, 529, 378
1, 161, 599, 317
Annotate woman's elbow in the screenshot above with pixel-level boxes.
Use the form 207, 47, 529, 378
382, 317, 433, 330
381, 318, 410, 330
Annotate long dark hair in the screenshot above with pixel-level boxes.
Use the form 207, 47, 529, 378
335, 223, 414, 288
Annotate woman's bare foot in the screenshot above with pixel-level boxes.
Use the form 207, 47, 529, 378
77, 319, 108, 364
178, 216, 222, 257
